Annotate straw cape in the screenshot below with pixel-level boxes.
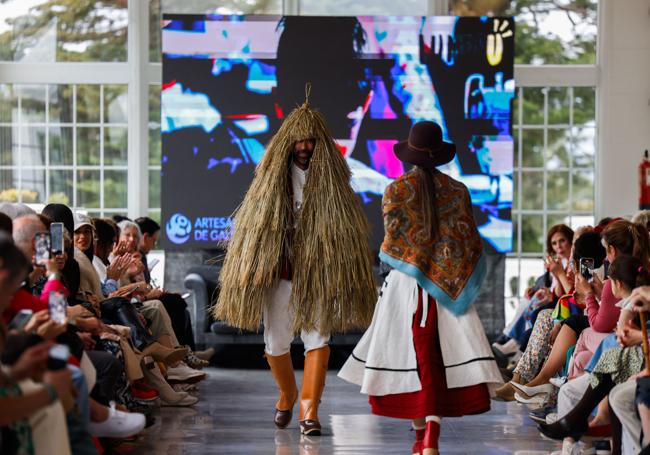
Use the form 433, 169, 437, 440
213, 91, 377, 334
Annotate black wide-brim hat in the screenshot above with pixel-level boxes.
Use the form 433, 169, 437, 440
394, 121, 456, 169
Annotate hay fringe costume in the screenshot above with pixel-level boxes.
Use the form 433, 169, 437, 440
214, 87, 377, 435
338, 121, 502, 454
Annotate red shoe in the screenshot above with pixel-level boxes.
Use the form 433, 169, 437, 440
412, 427, 425, 455
131, 381, 159, 401
586, 423, 612, 438
423, 420, 440, 455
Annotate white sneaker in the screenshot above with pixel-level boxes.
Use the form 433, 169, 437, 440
167, 362, 207, 383
492, 338, 520, 356
161, 394, 199, 407
88, 403, 146, 438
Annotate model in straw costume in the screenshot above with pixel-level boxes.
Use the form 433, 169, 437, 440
214, 86, 376, 436
338, 121, 502, 455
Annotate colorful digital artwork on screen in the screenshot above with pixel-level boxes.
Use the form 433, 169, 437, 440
161, 15, 515, 252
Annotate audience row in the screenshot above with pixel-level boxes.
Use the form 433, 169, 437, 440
493, 211, 650, 455
0, 202, 214, 455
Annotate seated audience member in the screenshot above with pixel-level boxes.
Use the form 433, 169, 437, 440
494, 224, 575, 360
135, 216, 208, 360
632, 210, 650, 234
79, 215, 206, 388
72, 213, 188, 367
494, 225, 579, 401
539, 251, 650, 452
509, 232, 607, 403
41, 204, 81, 304
0, 234, 74, 455
6, 215, 69, 323
608, 285, 650, 454
116, 220, 209, 376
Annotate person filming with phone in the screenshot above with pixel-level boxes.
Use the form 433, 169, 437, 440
0, 233, 76, 455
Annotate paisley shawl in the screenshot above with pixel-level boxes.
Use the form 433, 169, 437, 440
379, 169, 486, 316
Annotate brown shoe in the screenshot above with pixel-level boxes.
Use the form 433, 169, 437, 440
494, 381, 517, 401
299, 346, 330, 436
267, 353, 298, 429
299, 419, 322, 436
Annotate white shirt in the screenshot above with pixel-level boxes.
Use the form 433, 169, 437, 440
291, 163, 307, 216
92, 256, 108, 282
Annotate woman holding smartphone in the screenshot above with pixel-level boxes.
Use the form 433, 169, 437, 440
0, 235, 75, 455
544, 224, 575, 298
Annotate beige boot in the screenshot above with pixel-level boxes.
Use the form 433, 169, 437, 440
142, 362, 194, 405
494, 381, 517, 401
141, 342, 188, 365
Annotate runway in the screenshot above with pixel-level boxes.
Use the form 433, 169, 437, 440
129, 367, 560, 454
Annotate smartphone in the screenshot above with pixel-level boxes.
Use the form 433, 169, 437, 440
47, 344, 70, 371
50, 222, 64, 256
579, 257, 595, 282
34, 232, 51, 265
7, 309, 33, 331
48, 291, 66, 324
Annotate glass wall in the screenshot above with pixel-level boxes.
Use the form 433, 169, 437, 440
0, 83, 128, 217
506, 85, 596, 320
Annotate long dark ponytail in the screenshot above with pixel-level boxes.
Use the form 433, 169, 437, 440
415, 166, 438, 242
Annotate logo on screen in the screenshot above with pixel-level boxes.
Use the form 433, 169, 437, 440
166, 213, 192, 244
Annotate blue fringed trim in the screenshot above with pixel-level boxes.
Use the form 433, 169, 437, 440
378, 251, 487, 316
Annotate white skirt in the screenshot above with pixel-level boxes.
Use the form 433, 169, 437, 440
338, 269, 503, 396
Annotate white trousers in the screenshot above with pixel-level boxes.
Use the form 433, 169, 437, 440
557, 374, 591, 418
609, 380, 642, 455
263, 279, 330, 356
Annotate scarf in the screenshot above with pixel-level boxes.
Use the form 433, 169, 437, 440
379, 169, 486, 316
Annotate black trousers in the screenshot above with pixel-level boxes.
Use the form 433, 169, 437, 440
158, 293, 195, 350
87, 349, 120, 406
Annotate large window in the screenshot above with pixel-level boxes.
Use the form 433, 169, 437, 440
505, 85, 596, 320
449, 0, 598, 64
0, 83, 128, 217
0, 0, 128, 62
148, 84, 161, 223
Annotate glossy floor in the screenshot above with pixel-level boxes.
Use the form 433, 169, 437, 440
129, 368, 561, 454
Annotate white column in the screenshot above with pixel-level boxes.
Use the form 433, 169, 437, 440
596, 0, 650, 220
285, 0, 299, 15
127, 0, 150, 219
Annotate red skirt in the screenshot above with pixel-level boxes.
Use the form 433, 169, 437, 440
369, 290, 491, 419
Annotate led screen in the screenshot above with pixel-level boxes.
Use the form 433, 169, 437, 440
161, 14, 514, 252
